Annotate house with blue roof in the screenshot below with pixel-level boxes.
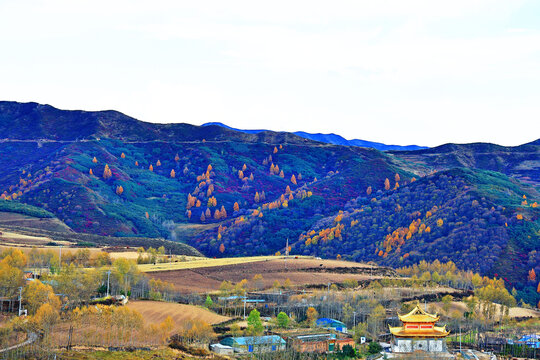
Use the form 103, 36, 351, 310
220, 335, 286, 353
517, 334, 540, 348
316, 318, 347, 333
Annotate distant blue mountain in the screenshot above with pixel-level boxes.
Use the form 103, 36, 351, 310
202, 122, 428, 151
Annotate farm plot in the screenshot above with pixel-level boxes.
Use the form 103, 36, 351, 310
126, 300, 229, 331
148, 257, 395, 293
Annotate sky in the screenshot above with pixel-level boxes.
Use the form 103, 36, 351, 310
0, 1, 539, 147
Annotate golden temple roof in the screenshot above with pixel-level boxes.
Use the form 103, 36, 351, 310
398, 304, 439, 323
389, 325, 449, 338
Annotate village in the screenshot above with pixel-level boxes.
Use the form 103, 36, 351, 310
1, 245, 539, 359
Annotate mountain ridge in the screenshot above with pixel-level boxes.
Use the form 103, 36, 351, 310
0, 100, 538, 305
202, 121, 428, 151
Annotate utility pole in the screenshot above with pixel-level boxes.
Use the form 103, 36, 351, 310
459, 323, 462, 354
353, 311, 356, 332
284, 238, 289, 271
243, 291, 247, 320
106, 270, 111, 297
18, 287, 22, 316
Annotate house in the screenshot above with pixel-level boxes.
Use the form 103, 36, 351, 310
210, 343, 234, 355
316, 318, 347, 333
517, 334, 540, 348
389, 304, 450, 353
220, 335, 286, 353
291, 333, 355, 353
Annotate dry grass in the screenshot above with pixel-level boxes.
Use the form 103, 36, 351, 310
126, 300, 229, 332
148, 257, 385, 293
428, 301, 540, 318
137, 255, 287, 272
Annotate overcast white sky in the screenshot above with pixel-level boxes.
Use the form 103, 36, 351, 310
0, 1, 539, 147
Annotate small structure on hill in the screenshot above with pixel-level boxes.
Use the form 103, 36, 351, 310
220, 335, 286, 353
291, 333, 355, 353
316, 318, 347, 333
210, 343, 234, 355
389, 304, 450, 353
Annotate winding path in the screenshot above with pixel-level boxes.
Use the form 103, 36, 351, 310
0, 332, 38, 354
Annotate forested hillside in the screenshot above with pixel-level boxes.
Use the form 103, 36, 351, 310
0, 101, 538, 304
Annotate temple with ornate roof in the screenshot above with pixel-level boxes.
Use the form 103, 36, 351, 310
389, 304, 450, 353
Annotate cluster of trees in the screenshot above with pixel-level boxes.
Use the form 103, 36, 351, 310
294, 169, 536, 295
0, 169, 34, 200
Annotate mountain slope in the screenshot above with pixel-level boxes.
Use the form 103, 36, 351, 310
0, 101, 538, 304
391, 141, 540, 187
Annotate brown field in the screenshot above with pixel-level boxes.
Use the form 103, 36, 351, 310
126, 300, 230, 331
0, 212, 71, 233
148, 257, 394, 293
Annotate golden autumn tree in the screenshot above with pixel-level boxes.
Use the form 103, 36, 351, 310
89, 169, 93, 175
238, 170, 244, 179
384, 178, 390, 190
121, 152, 126, 159
187, 210, 192, 219
395, 173, 400, 182
306, 307, 318, 327
170, 169, 176, 178
273, 146, 278, 154
285, 185, 291, 194
145, 212, 149, 219
291, 174, 297, 185
205, 208, 211, 218
214, 209, 221, 220
220, 206, 227, 219
196, 200, 201, 207
249, 173, 254, 181
242, 164, 247, 171
149, 164, 154, 172
135, 161, 139, 166
92, 157, 98, 163
437, 218, 444, 227
116, 185, 124, 195
233, 202, 240, 212
254, 192, 260, 203
219, 243, 225, 253
366, 186, 372, 195
528, 269, 537, 282
174, 153, 180, 162
156, 160, 161, 166
200, 213, 206, 222
103, 164, 112, 180
279, 170, 284, 178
